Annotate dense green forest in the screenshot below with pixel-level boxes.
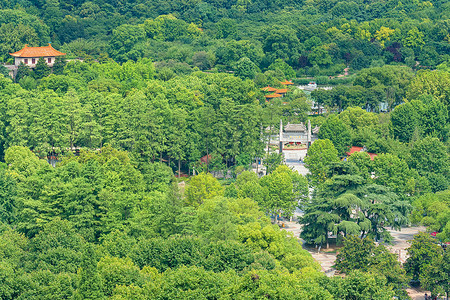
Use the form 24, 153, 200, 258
0, 0, 449, 298
1, 0, 449, 73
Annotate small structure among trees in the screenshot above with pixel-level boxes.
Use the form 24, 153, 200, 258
7, 44, 66, 78
10, 43, 65, 68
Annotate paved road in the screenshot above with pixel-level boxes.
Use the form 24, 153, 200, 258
280, 219, 430, 299
283, 149, 309, 176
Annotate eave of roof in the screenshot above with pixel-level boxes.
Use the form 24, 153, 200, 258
265, 93, 282, 98
10, 44, 66, 58
261, 86, 277, 92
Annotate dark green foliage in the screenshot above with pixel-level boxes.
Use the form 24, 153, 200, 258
335, 236, 408, 286
52, 56, 66, 75
0, 1, 447, 298
0, 168, 17, 225
33, 57, 51, 79
15, 62, 31, 82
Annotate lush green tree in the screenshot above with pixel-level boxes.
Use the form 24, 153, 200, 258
52, 56, 66, 75
390, 102, 418, 143
185, 173, 224, 207
406, 70, 450, 111
108, 24, 146, 62
328, 270, 395, 300
404, 232, 443, 281
335, 235, 408, 286
215, 18, 237, 39
267, 59, 295, 79
15, 62, 31, 82
304, 139, 339, 184
409, 136, 449, 178
234, 57, 259, 79
420, 249, 450, 299
318, 115, 352, 155
0, 168, 17, 225
264, 152, 283, 175
33, 57, 51, 79
73, 244, 104, 300
259, 165, 295, 222
262, 25, 301, 67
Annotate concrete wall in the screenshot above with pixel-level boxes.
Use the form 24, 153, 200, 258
15, 57, 55, 67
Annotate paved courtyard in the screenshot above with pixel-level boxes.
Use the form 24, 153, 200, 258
280, 219, 430, 299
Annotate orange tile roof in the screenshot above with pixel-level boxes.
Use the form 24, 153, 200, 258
275, 89, 288, 94
10, 44, 66, 58
280, 80, 294, 85
265, 93, 282, 98
261, 86, 277, 92
346, 146, 378, 160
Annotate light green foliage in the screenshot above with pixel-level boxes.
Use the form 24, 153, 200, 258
411, 190, 450, 241
74, 244, 104, 300
268, 59, 295, 79
301, 157, 412, 246
260, 166, 294, 219
304, 139, 339, 184
98, 256, 142, 296
372, 153, 418, 194
0, 168, 17, 225
347, 151, 372, 178
318, 115, 352, 155
328, 270, 395, 300
407, 70, 450, 111
30, 218, 85, 273
405, 232, 443, 281
108, 24, 146, 62
420, 250, 450, 298
409, 136, 449, 182
185, 173, 224, 207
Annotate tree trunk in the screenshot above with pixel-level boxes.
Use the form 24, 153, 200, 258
178, 159, 181, 178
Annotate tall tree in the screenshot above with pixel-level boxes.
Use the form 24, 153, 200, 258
304, 139, 339, 184
318, 115, 352, 155
33, 57, 51, 79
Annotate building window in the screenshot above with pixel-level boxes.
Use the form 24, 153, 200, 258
24, 59, 28, 64
32, 58, 35, 64
48, 58, 51, 63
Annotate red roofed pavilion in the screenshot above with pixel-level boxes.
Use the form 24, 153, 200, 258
265, 93, 283, 99
280, 80, 294, 85
261, 86, 277, 92
10, 44, 66, 68
346, 146, 377, 160
275, 89, 288, 94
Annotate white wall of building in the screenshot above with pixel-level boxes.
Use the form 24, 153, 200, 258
14, 57, 55, 67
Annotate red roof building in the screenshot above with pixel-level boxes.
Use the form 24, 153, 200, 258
280, 80, 294, 85
265, 93, 283, 98
261, 86, 277, 92
346, 146, 377, 160
275, 89, 288, 94
10, 44, 66, 68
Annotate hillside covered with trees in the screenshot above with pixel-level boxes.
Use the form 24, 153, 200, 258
0, 0, 449, 299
